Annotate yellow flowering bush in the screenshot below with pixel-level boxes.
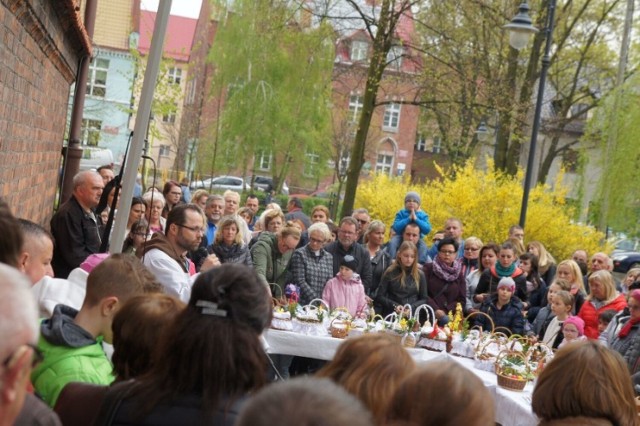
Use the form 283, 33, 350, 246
355, 161, 607, 261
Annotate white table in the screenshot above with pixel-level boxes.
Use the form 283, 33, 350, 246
264, 329, 537, 426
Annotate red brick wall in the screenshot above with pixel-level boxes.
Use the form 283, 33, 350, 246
0, 0, 86, 225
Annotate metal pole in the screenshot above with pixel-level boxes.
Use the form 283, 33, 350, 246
110, 0, 172, 253
519, 0, 556, 229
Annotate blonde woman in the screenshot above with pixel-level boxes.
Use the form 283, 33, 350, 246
578, 270, 627, 339
555, 259, 586, 312
528, 241, 557, 284
375, 241, 427, 317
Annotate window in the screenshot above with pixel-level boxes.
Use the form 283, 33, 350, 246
81, 119, 102, 146
87, 58, 109, 97
375, 153, 393, 175
257, 150, 272, 171
348, 95, 363, 123
304, 150, 320, 177
167, 67, 182, 85
432, 136, 442, 154
382, 103, 401, 131
185, 77, 197, 105
159, 145, 171, 157
351, 40, 369, 62
386, 46, 403, 69
162, 103, 177, 124
416, 135, 427, 152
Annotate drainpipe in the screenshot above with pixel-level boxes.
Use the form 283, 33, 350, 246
60, 0, 98, 203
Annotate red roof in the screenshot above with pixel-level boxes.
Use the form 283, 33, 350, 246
139, 10, 197, 62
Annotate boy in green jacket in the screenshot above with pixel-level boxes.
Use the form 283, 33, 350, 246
31, 254, 162, 407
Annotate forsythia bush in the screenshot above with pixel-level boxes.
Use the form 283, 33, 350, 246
355, 161, 607, 261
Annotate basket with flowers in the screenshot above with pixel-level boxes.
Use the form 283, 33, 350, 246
449, 310, 495, 358
270, 284, 299, 331
495, 351, 535, 391
292, 298, 329, 336
385, 305, 419, 347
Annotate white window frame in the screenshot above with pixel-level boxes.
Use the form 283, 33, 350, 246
382, 103, 401, 132
167, 67, 182, 85
257, 150, 272, 171
351, 40, 369, 62
87, 58, 109, 98
432, 136, 442, 154
386, 45, 403, 69
159, 145, 171, 157
416, 135, 427, 152
375, 152, 394, 175
304, 150, 320, 177
348, 95, 363, 123
81, 119, 102, 146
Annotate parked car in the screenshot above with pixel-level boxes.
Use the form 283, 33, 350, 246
190, 175, 250, 192
612, 251, 640, 274
249, 175, 289, 195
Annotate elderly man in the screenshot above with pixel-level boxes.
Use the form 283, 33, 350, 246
223, 190, 252, 245
51, 171, 104, 278
324, 217, 372, 291
143, 204, 219, 302
285, 197, 311, 230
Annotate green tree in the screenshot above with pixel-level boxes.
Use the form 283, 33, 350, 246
204, 0, 335, 191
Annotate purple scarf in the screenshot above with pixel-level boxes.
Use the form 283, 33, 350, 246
432, 256, 462, 282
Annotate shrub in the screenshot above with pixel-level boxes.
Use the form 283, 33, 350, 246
355, 161, 607, 261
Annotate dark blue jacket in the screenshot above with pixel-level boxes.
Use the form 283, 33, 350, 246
476, 295, 525, 336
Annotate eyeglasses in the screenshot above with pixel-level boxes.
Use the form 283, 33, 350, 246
309, 237, 326, 244
339, 229, 355, 236
3, 343, 43, 369
177, 224, 204, 234
169, 191, 182, 196
464, 247, 479, 251
439, 250, 456, 255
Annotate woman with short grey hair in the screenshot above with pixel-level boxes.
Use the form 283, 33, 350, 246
289, 222, 333, 305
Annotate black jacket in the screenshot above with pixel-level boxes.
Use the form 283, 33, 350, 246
324, 241, 373, 290
51, 196, 101, 278
375, 267, 428, 316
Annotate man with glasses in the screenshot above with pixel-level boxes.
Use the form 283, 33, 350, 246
51, 171, 104, 278
0, 264, 59, 425
324, 217, 372, 291
142, 204, 220, 302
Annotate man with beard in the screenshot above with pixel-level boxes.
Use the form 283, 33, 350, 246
142, 204, 219, 302
205, 195, 224, 245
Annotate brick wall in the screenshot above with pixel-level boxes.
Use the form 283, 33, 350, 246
0, 0, 88, 225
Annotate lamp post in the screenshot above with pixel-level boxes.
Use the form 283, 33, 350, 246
504, 1, 556, 229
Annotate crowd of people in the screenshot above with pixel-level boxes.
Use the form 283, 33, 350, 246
1, 169, 640, 425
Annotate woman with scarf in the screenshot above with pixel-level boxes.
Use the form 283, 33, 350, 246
424, 237, 467, 325
474, 241, 528, 305
602, 290, 640, 378
207, 216, 253, 267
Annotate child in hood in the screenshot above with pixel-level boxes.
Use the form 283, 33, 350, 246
323, 255, 368, 318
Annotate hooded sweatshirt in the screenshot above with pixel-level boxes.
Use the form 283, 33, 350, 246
142, 232, 194, 302
31, 305, 114, 407
322, 272, 368, 317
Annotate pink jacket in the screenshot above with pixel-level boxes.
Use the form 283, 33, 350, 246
322, 273, 368, 317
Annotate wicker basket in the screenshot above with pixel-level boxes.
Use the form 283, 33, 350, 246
330, 318, 349, 339
495, 351, 530, 392
496, 372, 527, 391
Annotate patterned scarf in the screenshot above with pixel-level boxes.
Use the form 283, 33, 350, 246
495, 261, 516, 278
432, 255, 462, 282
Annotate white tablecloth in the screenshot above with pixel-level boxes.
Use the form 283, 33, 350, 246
264, 329, 537, 426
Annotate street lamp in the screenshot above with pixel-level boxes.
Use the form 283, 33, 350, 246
504, 1, 556, 229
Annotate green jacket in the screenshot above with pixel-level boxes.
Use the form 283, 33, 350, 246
250, 232, 293, 293
31, 305, 115, 407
